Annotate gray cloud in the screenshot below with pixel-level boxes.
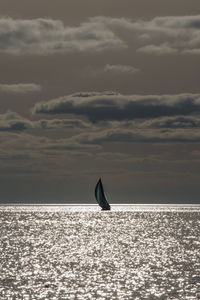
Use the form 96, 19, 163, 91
2, 110, 200, 145
131, 15, 200, 55
39, 118, 90, 130
1, 15, 200, 55
0, 83, 41, 93
92, 15, 200, 55
0, 131, 100, 162
0, 111, 90, 132
137, 43, 177, 55
76, 127, 200, 144
142, 15, 200, 30
0, 17, 125, 54
104, 64, 140, 74
40, 140, 100, 151
77, 15, 200, 55
2, 109, 200, 156
33, 92, 200, 122
140, 116, 200, 129
182, 49, 200, 55
0, 112, 34, 131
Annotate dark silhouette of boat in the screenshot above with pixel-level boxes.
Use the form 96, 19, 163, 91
95, 178, 111, 210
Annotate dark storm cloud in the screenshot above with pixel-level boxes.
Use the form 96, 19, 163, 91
0, 83, 41, 93
33, 92, 200, 122
0, 17, 125, 54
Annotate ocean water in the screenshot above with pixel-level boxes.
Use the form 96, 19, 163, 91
0, 205, 199, 300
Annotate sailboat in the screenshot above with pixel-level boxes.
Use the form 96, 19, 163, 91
95, 178, 111, 210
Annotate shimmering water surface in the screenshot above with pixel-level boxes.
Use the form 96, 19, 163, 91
0, 205, 199, 300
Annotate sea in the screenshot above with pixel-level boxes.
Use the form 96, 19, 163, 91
0, 205, 199, 300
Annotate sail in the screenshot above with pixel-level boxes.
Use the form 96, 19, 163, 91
95, 178, 111, 210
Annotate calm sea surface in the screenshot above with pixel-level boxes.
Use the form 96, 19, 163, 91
0, 205, 199, 300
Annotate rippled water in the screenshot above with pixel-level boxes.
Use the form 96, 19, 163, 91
0, 205, 199, 300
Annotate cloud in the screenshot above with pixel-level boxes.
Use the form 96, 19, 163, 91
0, 17, 125, 55
69, 115, 200, 145
90, 15, 200, 55
96, 152, 134, 162
0, 83, 41, 94
183, 49, 200, 55
143, 15, 200, 30
40, 140, 100, 151
140, 116, 200, 129
76, 126, 200, 144
1, 15, 200, 55
0, 111, 90, 132
0, 112, 34, 131
2, 110, 200, 144
39, 118, 90, 130
33, 91, 200, 122
0, 130, 100, 163
132, 15, 200, 55
104, 64, 140, 74
137, 43, 177, 55
93, 15, 200, 55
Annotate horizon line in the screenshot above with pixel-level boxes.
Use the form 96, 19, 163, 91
0, 203, 199, 206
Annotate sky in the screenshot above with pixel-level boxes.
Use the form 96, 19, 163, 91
0, 0, 200, 204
